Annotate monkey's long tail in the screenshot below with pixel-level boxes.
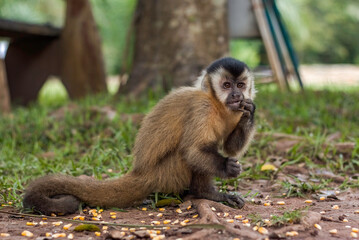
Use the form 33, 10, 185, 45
23, 173, 153, 215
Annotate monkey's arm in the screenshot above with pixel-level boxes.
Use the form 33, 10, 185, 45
224, 99, 256, 157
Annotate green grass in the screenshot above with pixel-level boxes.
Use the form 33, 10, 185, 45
0, 84, 358, 209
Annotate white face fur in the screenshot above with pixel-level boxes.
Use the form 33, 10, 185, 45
194, 67, 256, 102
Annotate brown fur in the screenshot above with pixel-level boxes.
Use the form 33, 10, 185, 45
23, 58, 255, 215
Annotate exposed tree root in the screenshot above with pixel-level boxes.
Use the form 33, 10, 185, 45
182, 199, 262, 240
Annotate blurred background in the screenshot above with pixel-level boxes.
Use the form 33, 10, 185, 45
1, 0, 358, 104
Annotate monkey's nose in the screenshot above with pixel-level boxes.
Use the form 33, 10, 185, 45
231, 92, 244, 101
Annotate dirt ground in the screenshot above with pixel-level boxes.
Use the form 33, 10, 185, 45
1, 185, 359, 240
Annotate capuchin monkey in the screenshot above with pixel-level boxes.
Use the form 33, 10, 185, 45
23, 57, 256, 215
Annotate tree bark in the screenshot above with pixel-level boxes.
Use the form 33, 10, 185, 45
0, 59, 10, 113
61, 0, 107, 99
118, 0, 229, 96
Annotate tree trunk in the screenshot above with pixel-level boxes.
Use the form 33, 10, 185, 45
61, 0, 107, 99
118, 0, 229, 96
0, 59, 10, 113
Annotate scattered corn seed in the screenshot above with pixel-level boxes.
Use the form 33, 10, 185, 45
258, 227, 269, 235
121, 228, 129, 231
320, 211, 326, 214
263, 219, 271, 224
277, 201, 285, 205
304, 200, 313, 203
217, 213, 221, 216
265, 195, 270, 200
234, 215, 243, 219
0, 233, 10, 237
42, 217, 47, 220
329, 229, 338, 235
148, 213, 154, 216
163, 220, 171, 224
183, 219, 190, 223
46, 233, 52, 237
180, 222, 187, 226
156, 230, 161, 234
335, 191, 340, 195
92, 217, 100, 221
353, 228, 359, 233
63, 223, 72, 230
103, 226, 108, 230
21, 231, 34, 237
223, 212, 229, 217
52, 221, 63, 226
111, 215, 116, 219
343, 219, 349, 223
92, 212, 98, 217
355, 210, 359, 214
176, 209, 183, 214
94, 232, 101, 237
130, 228, 136, 232
332, 205, 340, 209
7, 202, 12, 205
264, 202, 271, 206
233, 238, 240, 240
164, 226, 170, 230
286, 231, 299, 237
142, 208, 147, 211
172, 219, 179, 224
253, 226, 258, 231
159, 208, 165, 212
320, 197, 326, 201
53, 233, 67, 238
141, 221, 145, 223
68, 233, 74, 239
39, 221, 47, 226
110, 212, 117, 216
226, 219, 234, 223
351, 232, 358, 238
1, 204, 6, 207
187, 205, 192, 210
99, 209, 103, 213
314, 224, 322, 230
26, 222, 37, 226
243, 223, 251, 227
346, 225, 352, 228
157, 213, 163, 217
211, 207, 216, 211
193, 214, 198, 218
152, 221, 161, 225
242, 219, 249, 224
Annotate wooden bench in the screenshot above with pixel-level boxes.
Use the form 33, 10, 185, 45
0, 0, 107, 112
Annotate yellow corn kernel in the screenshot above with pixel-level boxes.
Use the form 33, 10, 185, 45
42, 217, 47, 220
45, 233, 52, 237
352, 228, 359, 233
243, 223, 251, 227
142, 207, 147, 211
263, 219, 271, 224
183, 219, 190, 223
320, 211, 326, 214
172, 219, 179, 224
233, 238, 240, 240
53, 233, 67, 238
176, 208, 182, 214
39, 221, 47, 225
329, 229, 337, 235
111, 215, 116, 219
92, 212, 98, 217
163, 220, 171, 224
286, 231, 299, 237
26, 222, 37, 226
320, 197, 326, 201
242, 219, 249, 224
226, 219, 234, 223
130, 228, 136, 232
68, 233, 74, 239
343, 219, 349, 222
98, 209, 103, 213
157, 213, 163, 217
63, 223, 72, 230
211, 207, 216, 211
159, 208, 165, 212
314, 224, 322, 230
121, 228, 129, 231
193, 214, 198, 218
355, 210, 359, 214
140, 221, 145, 223
351, 232, 358, 238
92, 217, 100, 221
332, 205, 340, 209
258, 227, 269, 235
7, 202, 12, 205
253, 226, 258, 231
152, 221, 161, 225
51, 213, 57, 217
21, 231, 34, 237
234, 215, 243, 219
110, 212, 117, 216
277, 201, 285, 205
0, 233, 10, 237
304, 200, 313, 203
264, 202, 271, 206
180, 222, 187, 226
156, 230, 161, 234
223, 212, 229, 217
187, 205, 192, 210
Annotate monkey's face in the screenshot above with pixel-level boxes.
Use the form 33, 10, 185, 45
210, 67, 255, 112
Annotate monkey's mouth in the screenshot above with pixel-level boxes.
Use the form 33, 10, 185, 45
226, 100, 241, 109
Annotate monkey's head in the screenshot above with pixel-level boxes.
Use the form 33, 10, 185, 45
195, 57, 256, 111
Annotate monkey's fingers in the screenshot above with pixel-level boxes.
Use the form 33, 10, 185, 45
225, 194, 245, 209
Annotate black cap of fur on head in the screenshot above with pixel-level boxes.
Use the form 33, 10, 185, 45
206, 57, 248, 78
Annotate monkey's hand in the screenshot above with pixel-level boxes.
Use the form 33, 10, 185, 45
223, 157, 242, 178
238, 99, 256, 123
224, 193, 245, 208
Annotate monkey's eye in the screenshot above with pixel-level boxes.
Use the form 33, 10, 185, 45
237, 82, 245, 88
223, 82, 231, 89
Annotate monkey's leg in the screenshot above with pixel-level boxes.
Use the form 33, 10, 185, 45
189, 174, 245, 208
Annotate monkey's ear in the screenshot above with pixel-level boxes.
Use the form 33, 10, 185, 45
194, 70, 211, 92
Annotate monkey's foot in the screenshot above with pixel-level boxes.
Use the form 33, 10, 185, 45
181, 199, 261, 240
